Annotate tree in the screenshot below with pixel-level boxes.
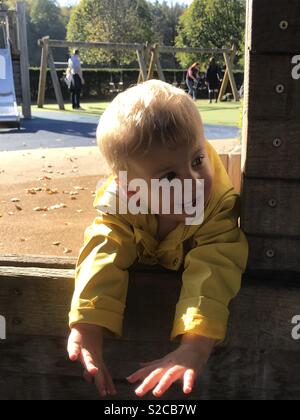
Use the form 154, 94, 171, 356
149, 1, 186, 46
176, 0, 246, 69
2, 0, 67, 66
26, 0, 67, 66
67, 0, 154, 66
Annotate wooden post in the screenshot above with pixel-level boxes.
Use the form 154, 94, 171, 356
16, 2, 31, 119
136, 47, 147, 83
218, 45, 239, 102
37, 37, 49, 108
138, 43, 150, 84
241, 0, 300, 272
154, 51, 166, 82
48, 48, 65, 110
147, 44, 159, 80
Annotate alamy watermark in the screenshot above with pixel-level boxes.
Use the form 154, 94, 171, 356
291, 315, 300, 340
96, 171, 205, 226
292, 55, 300, 80
0, 315, 6, 340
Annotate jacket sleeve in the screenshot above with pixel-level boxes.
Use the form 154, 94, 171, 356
170, 190, 249, 342
69, 211, 137, 338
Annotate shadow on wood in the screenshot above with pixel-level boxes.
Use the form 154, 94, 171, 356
0, 254, 299, 400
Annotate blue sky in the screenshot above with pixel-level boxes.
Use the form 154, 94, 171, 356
58, 0, 192, 7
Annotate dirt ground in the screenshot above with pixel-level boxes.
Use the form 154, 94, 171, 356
0, 140, 238, 258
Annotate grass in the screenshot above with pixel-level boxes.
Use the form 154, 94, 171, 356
32, 99, 242, 127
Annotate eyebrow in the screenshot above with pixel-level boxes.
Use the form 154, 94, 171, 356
153, 147, 205, 178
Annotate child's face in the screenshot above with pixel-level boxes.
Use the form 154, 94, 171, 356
122, 133, 213, 223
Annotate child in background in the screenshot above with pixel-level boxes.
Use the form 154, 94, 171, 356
67, 80, 248, 398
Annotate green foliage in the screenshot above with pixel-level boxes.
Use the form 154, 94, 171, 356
176, 0, 246, 68
26, 0, 67, 65
67, 0, 154, 66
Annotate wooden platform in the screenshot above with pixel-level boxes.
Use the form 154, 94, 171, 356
0, 254, 299, 400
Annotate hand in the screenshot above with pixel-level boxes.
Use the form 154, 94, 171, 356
126, 336, 214, 398
81, 78, 85, 85
67, 324, 117, 397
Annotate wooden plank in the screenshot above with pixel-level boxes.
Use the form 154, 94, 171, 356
0, 269, 182, 339
247, 54, 300, 119
158, 46, 231, 54
45, 40, 144, 51
16, 2, 31, 119
249, 0, 300, 53
155, 54, 166, 82
0, 254, 77, 269
241, 178, 300, 237
218, 46, 236, 102
244, 236, 300, 272
37, 37, 49, 108
0, 272, 300, 399
136, 49, 147, 82
48, 48, 65, 111
147, 44, 158, 81
223, 51, 239, 101
242, 119, 300, 179
228, 147, 241, 193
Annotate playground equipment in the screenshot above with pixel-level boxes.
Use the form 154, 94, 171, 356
0, 2, 31, 125
37, 38, 150, 110
37, 38, 239, 110
146, 43, 240, 102
0, 0, 299, 400
0, 43, 20, 129
241, 0, 300, 272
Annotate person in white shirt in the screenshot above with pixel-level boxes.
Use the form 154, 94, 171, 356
68, 49, 85, 109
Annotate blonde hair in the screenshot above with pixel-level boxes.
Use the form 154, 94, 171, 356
97, 80, 204, 175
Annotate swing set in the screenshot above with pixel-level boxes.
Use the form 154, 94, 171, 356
37, 38, 239, 110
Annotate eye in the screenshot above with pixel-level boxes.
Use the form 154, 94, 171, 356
160, 171, 177, 181
192, 155, 204, 168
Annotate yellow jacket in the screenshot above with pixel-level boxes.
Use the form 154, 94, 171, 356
69, 141, 249, 341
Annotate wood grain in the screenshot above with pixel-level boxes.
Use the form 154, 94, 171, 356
241, 178, 300, 236
0, 268, 300, 400
249, 0, 300, 53
242, 119, 300, 179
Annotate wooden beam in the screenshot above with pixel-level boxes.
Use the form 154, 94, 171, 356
0, 254, 77, 269
137, 44, 150, 84
155, 52, 166, 82
158, 46, 231, 54
0, 266, 300, 399
223, 48, 239, 101
147, 44, 158, 80
37, 36, 49, 108
48, 48, 65, 111
136, 48, 147, 82
218, 46, 239, 102
39, 39, 144, 51
16, 2, 31, 118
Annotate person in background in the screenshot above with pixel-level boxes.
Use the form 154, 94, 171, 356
205, 58, 222, 104
68, 49, 85, 110
186, 62, 200, 101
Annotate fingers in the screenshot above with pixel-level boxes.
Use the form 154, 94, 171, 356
182, 369, 195, 394
127, 364, 160, 384
94, 367, 108, 398
83, 361, 117, 397
152, 365, 185, 397
135, 368, 165, 397
67, 334, 81, 362
80, 348, 99, 375
102, 364, 117, 396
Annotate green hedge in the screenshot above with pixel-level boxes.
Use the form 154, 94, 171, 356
29, 69, 244, 102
